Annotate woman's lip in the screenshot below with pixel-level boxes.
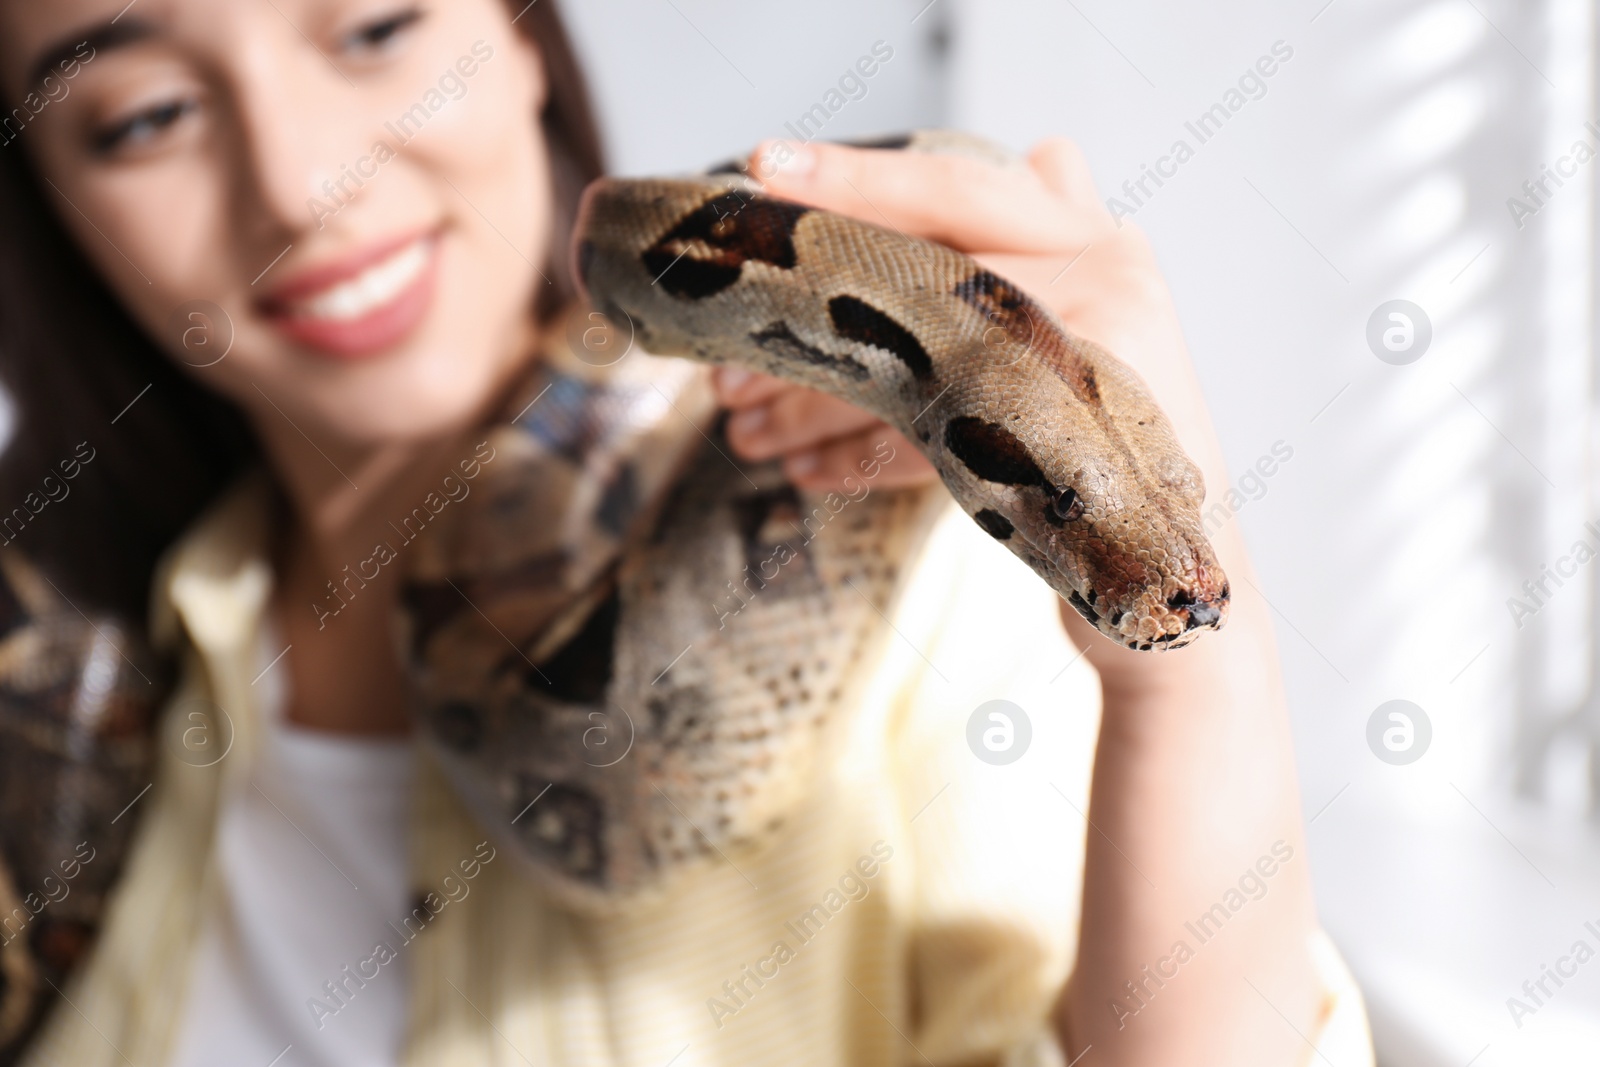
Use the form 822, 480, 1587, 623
262, 237, 441, 360
263, 227, 436, 304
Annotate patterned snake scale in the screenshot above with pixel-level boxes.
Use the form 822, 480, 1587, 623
0, 133, 1227, 1056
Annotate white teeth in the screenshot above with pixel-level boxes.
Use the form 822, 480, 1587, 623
287, 238, 431, 322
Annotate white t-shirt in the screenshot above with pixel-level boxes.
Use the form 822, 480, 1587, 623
166, 629, 414, 1067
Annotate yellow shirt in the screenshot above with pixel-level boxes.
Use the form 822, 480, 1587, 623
22, 472, 1373, 1066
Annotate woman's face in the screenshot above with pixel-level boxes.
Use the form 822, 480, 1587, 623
0, 0, 550, 446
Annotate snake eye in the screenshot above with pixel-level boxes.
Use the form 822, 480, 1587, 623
1052, 487, 1085, 521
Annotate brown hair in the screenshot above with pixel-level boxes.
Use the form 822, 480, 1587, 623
0, 0, 604, 620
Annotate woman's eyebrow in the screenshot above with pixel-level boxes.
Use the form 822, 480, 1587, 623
26, 16, 157, 88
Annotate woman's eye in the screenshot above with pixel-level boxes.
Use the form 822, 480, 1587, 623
342, 7, 425, 55
92, 98, 197, 156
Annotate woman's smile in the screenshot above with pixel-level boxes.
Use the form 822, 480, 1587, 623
260, 228, 442, 359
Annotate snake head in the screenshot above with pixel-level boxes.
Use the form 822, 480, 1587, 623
941, 353, 1229, 653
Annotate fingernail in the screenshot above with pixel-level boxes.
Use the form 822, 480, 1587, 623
787, 450, 820, 475
716, 367, 752, 394
730, 407, 767, 437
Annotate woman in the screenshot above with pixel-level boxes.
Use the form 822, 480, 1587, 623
0, 1, 1372, 1064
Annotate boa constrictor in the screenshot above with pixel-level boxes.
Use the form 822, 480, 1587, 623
575, 130, 1229, 647
404, 131, 1226, 912
0, 130, 1224, 1058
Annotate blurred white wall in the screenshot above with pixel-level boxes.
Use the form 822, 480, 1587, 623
566, 1, 1600, 1062
561, 0, 949, 174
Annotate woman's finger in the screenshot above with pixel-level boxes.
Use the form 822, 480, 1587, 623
724, 386, 883, 462
784, 427, 937, 493
1028, 136, 1104, 209
969, 249, 1106, 308
713, 367, 789, 406
972, 240, 1162, 357
748, 140, 1107, 254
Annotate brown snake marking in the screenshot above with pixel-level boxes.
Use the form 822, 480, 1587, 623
638, 193, 810, 300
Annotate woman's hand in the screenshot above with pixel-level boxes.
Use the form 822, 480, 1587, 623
713, 364, 937, 490
744, 139, 1336, 1066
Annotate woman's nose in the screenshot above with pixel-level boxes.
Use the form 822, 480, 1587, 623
227, 38, 371, 237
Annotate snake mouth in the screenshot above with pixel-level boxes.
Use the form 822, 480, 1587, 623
1013, 522, 1228, 652
1063, 579, 1229, 652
